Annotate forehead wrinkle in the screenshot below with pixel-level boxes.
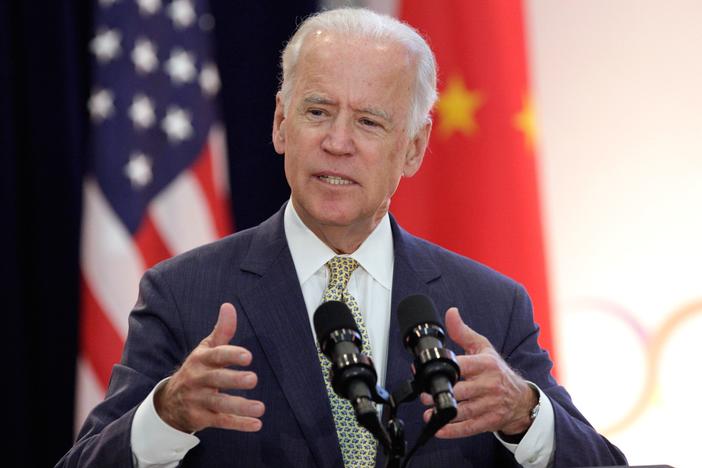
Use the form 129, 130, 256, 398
294, 33, 413, 123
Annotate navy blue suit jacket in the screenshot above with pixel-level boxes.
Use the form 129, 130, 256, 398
58, 206, 626, 467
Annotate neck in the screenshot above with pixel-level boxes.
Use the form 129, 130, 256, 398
310, 224, 374, 254
292, 200, 388, 254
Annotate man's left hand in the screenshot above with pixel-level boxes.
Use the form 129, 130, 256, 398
421, 307, 538, 438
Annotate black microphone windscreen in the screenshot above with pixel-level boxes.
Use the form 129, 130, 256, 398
397, 294, 442, 339
313, 300, 358, 343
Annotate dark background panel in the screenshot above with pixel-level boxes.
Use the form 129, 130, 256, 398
212, 1, 316, 228
1, 1, 90, 465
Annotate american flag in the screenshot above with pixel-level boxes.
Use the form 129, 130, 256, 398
77, 0, 231, 429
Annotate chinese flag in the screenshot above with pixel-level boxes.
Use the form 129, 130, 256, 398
394, 1, 555, 358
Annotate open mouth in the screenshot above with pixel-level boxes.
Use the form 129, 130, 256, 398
317, 175, 355, 186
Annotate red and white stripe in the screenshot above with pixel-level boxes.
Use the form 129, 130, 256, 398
76, 126, 231, 431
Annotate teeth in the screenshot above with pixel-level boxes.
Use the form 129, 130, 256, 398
319, 175, 353, 185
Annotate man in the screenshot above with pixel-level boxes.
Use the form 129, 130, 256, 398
58, 8, 626, 468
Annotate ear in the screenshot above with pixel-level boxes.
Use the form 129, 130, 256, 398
272, 92, 286, 155
402, 120, 431, 178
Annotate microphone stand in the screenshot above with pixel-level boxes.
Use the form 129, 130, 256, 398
355, 379, 457, 468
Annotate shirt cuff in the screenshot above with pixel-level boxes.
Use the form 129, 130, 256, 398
131, 378, 200, 466
494, 382, 555, 468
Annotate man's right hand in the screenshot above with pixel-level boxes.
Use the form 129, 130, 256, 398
154, 302, 265, 433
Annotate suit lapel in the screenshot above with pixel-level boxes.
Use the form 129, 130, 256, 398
372, 219, 443, 467
385, 218, 442, 403
237, 208, 342, 468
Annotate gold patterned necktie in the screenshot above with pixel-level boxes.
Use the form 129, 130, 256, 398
318, 256, 377, 467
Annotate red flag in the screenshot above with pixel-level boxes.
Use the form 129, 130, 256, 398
76, 0, 232, 428
394, 1, 555, 358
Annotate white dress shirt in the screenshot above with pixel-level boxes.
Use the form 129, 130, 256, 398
284, 200, 394, 388
130, 201, 555, 467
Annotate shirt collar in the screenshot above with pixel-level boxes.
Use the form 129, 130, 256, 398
284, 200, 394, 289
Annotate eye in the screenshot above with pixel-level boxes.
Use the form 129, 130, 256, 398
359, 117, 380, 128
306, 108, 326, 118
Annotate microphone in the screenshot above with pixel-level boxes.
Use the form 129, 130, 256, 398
397, 294, 460, 420
314, 301, 391, 449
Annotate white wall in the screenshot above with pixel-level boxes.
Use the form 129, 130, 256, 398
525, 1, 702, 466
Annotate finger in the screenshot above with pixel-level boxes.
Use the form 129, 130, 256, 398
204, 345, 253, 368
203, 303, 238, 348
213, 413, 263, 432
445, 307, 492, 355
451, 376, 497, 402
434, 418, 483, 439
422, 394, 492, 424
451, 395, 493, 423
197, 368, 258, 390
454, 354, 500, 380
420, 392, 433, 406
202, 393, 266, 419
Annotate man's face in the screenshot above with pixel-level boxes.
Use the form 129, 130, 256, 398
272, 31, 429, 239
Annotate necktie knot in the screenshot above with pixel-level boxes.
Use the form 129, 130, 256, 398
324, 256, 359, 301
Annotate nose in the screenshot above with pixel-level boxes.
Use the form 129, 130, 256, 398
321, 116, 355, 156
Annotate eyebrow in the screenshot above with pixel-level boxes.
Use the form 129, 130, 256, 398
359, 106, 391, 122
302, 95, 392, 122
303, 95, 334, 106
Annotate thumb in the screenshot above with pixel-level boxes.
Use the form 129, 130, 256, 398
445, 307, 491, 355
204, 302, 238, 348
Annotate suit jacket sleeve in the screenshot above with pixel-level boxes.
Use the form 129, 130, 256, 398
55, 266, 192, 468
501, 283, 627, 466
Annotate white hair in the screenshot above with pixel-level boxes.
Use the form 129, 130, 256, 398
279, 7, 437, 137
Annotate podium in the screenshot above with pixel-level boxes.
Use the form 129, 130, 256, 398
582, 465, 674, 468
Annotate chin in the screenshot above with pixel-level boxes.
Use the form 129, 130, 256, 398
316, 211, 357, 227
310, 203, 360, 227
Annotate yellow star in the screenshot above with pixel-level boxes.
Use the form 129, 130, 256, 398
435, 75, 483, 139
514, 94, 538, 150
